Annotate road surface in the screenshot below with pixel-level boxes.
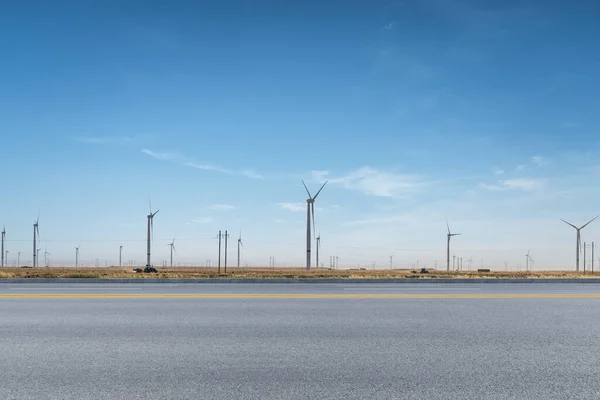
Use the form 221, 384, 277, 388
1, 283, 599, 399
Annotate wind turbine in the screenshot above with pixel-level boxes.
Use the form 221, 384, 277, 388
17, 252, 22, 267
561, 216, 597, 272
316, 232, 322, 268
1, 225, 5, 267
525, 249, 531, 271
44, 248, 51, 267
237, 231, 243, 268
145, 202, 159, 272
168, 237, 176, 268
302, 180, 327, 270
75, 243, 81, 267
33, 213, 40, 268
36, 248, 42, 266
446, 219, 460, 271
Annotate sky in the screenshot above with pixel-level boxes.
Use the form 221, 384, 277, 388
1, 0, 599, 270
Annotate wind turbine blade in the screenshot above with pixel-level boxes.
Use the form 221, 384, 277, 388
301, 180, 312, 198
560, 219, 578, 229
446, 218, 451, 234
152, 210, 160, 217
313, 181, 328, 200
240, 240, 243, 248
581, 216, 598, 230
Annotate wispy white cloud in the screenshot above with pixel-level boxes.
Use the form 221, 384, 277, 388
492, 167, 505, 175
531, 155, 549, 166
142, 149, 261, 177
278, 202, 305, 212
210, 204, 236, 211
76, 136, 144, 145
241, 170, 264, 179
183, 162, 231, 174
189, 217, 213, 224
315, 167, 425, 198
480, 178, 546, 191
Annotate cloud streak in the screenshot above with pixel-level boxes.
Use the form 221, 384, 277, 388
76, 136, 146, 145
142, 149, 261, 178
480, 178, 546, 191
278, 202, 305, 212
314, 167, 426, 198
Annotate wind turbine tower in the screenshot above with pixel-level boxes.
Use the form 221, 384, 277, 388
168, 238, 176, 268
145, 203, 159, 272
44, 249, 50, 267
1, 226, 5, 267
446, 220, 460, 272
561, 216, 597, 272
75, 243, 81, 267
237, 232, 243, 268
302, 180, 327, 270
316, 232, 321, 268
33, 214, 40, 268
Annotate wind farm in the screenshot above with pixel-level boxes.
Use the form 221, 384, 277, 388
1, 180, 598, 278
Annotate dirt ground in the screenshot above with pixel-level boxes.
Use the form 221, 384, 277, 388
0, 266, 597, 279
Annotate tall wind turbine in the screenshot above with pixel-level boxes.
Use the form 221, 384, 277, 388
446, 219, 460, 272
33, 214, 40, 268
561, 216, 597, 272
302, 180, 327, 270
145, 203, 159, 272
75, 243, 81, 267
1, 226, 5, 267
237, 231, 243, 268
525, 249, 531, 271
168, 237, 176, 268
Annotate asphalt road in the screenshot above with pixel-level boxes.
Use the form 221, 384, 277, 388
1, 283, 600, 399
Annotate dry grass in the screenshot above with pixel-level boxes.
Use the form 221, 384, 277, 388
0, 266, 598, 279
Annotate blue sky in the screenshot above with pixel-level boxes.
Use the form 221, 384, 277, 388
1, 0, 599, 269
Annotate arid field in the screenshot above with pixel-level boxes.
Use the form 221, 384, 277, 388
0, 266, 598, 279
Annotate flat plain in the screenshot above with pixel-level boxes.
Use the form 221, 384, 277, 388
1, 266, 599, 279
1, 282, 600, 399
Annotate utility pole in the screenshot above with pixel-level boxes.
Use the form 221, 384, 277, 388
217, 230, 222, 275
224, 230, 229, 274
119, 245, 123, 267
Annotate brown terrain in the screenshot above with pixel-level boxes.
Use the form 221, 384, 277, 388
0, 266, 597, 279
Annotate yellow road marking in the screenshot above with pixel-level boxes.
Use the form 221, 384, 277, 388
1, 293, 600, 299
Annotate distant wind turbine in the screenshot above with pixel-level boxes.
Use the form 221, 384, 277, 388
168, 237, 176, 268
561, 216, 597, 272
237, 231, 243, 268
145, 201, 159, 272
75, 243, 81, 267
44, 248, 51, 267
1, 225, 5, 267
33, 213, 40, 268
446, 219, 460, 272
316, 232, 322, 268
302, 180, 327, 270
